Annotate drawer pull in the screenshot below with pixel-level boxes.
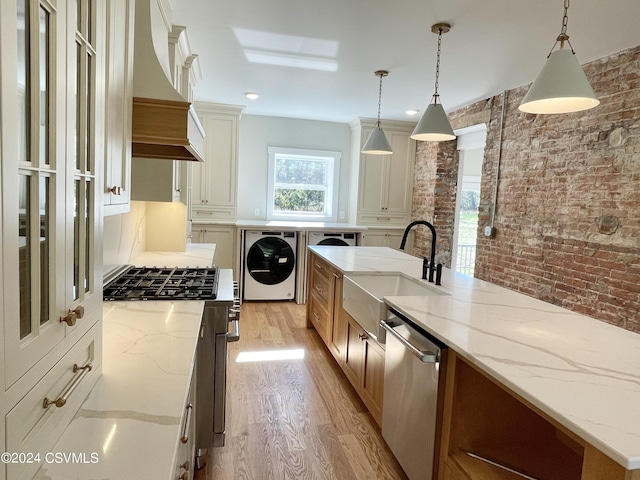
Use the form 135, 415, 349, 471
313, 312, 321, 323
314, 262, 323, 270
43, 363, 93, 409
180, 403, 194, 444
314, 285, 323, 294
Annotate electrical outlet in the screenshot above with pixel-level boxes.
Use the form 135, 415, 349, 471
254, 208, 260, 217
339, 211, 346, 220
484, 225, 495, 237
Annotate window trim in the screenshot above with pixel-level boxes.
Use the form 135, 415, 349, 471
266, 146, 341, 221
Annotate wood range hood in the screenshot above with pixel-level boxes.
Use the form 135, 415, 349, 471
131, 0, 205, 162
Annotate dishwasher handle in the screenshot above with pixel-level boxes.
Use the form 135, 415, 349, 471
380, 320, 439, 363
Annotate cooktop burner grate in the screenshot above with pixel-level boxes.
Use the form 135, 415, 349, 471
103, 266, 219, 301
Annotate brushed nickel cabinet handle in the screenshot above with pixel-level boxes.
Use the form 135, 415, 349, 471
314, 262, 323, 270
109, 186, 121, 195
314, 285, 323, 294
43, 363, 93, 409
180, 403, 193, 444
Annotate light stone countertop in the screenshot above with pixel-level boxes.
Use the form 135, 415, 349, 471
310, 245, 640, 471
235, 219, 367, 231
35, 245, 217, 480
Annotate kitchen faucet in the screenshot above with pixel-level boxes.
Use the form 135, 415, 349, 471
399, 220, 442, 285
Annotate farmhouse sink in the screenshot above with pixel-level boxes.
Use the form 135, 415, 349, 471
342, 272, 447, 343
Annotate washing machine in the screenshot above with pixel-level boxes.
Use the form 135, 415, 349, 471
244, 231, 297, 300
307, 231, 357, 246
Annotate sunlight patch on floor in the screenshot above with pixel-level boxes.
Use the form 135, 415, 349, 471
235, 348, 305, 363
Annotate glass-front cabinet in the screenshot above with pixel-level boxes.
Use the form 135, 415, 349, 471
1, 3, 104, 474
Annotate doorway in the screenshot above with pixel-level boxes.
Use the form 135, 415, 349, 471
452, 125, 486, 276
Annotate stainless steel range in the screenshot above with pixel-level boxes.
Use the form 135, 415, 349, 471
103, 265, 240, 470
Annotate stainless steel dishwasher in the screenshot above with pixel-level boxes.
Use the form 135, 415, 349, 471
380, 312, 446, 480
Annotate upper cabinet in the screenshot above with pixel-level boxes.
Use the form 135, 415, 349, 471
349, 119, 416, 226
191, 103, 243, 222
1, 2, 105, 476
103, 0, 135, 215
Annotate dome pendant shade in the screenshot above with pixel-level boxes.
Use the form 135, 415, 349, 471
519, 49, 599, 114
411, 103, 456, 142
362, 127, 393, 155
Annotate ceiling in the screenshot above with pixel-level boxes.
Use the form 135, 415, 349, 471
170, 0, 640, 124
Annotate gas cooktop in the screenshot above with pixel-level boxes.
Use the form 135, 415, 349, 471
103, 266, 219, 301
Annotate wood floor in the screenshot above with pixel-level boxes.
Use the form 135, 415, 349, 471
194, 302, 408, 480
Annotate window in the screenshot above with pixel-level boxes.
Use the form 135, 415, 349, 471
267, 147, 341, 221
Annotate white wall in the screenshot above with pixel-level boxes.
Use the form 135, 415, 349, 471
237, 114, 352, 221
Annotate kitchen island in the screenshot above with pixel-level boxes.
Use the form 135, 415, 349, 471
34, 245, 220, 480
308, 245, 640, 479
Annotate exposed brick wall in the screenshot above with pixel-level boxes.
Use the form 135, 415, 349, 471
411, 45, 640, 333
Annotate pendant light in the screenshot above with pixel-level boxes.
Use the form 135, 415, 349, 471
411, 23, 456, 142
361, 70, 393, 155
519, 0, 599, 114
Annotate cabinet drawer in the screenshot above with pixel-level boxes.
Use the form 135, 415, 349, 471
358, 213, 407, 225
6, 323, 102, 480
310, 261, 332, 305
308, 295, 330, 342
192, 206, 235, 220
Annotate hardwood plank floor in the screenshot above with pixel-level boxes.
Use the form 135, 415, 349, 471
194, 302, 407, 480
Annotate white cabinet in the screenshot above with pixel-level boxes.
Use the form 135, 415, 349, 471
103, 0, 134, 215
349, 119, 416, 226
173, 373, 196, 480
191, 103, 243, 222
191, 224, 237, 271
0, 2, 105, 478
131, 157, 188, 203
359, 228, 413, 251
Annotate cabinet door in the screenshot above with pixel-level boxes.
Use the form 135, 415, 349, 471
191, 111, 239, 221
361, 337, 385, 424
329, 271, 348, 362
358, 152, 386, 212
195, 225, 236, 270
103, 0, 134, 214
343, 318, 365, 389
2, 0, 104, 386
385, 130, 414, 213
359, 231, 389, 247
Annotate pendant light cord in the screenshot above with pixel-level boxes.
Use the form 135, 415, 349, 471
433, 27, 443, 104
376, 73, 383, 127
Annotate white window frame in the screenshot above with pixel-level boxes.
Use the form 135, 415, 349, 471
267, 147, 341, 221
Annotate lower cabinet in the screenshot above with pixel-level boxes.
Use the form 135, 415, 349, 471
191, 224, 236, 271
359, 228, 413, 251
173, 371, 196, 480
343, 316, 384, 426
306, 251, 383, 426
5, 323, 102, 480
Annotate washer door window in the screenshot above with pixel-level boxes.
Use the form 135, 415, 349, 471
246, 237, 295, 285
318, 238, 348, 246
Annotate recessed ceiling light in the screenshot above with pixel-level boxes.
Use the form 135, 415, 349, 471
406, 109, 420, 116
244, 92, 260, 100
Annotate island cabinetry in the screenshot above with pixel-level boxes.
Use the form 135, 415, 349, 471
343, 315, 384, 426
439, 351, 636, 480
306, 251, 383, 425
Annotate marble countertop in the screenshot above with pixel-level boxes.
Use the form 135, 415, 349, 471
310, 246, 640, 470
235, 220, 366, 231
35, 245, 217, 480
